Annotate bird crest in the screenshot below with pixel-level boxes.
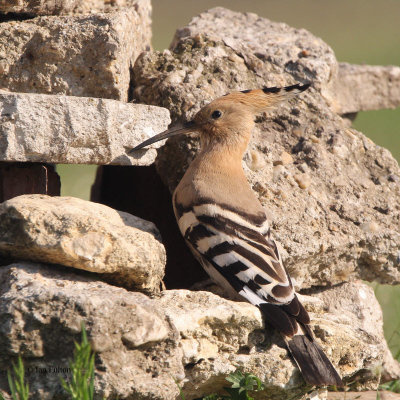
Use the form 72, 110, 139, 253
128, 83, 310, 152
220, 83, 310, 113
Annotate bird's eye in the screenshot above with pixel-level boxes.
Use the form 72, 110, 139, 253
211, 110, 222, 119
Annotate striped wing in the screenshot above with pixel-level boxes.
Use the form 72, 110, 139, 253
174, 200, 310, 337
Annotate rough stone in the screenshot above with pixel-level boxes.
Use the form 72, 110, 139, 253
72, 0, 150, 15
274, 151, 294, 166
0, 262, 182, 400
132, 7, 400, 289
328, 391, 400, 400
161, 283, 399, 399
0, 1, 151, 100
0, 91, 170, 165
0, 0, 149, 16
0, 195, 166, 292
0, 0, 78, 15
0, 262, 397, 399
335, 63, 400, 114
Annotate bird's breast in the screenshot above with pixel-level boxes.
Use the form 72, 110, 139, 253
173, 167, 267, 226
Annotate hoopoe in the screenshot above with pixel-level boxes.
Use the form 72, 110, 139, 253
129, 83, 343, 387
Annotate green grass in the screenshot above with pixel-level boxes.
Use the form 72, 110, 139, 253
0, 324, 95, 400
60, 324, 95, 400
353, 109, 400, 162
373, 284, 400, 359
0, 356, 29, 400
378, 349, 400, 396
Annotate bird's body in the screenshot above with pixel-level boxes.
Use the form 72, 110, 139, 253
130, 83, 343, 387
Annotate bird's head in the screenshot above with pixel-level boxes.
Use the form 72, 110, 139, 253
128, 83, 310, 153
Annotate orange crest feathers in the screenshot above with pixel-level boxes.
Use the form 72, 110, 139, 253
224, 83, 310, 114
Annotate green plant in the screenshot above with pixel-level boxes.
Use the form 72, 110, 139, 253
379, 348, 400, 393
0, 356, 29, 400
181, 369, 264, 400
223, 370, 264, 400
60, 323, 95, 400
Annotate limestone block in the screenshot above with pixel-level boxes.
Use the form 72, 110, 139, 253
73, 0, 151, 15
0, 195, 166, 292
131, 7, 400, 289
0, 0, 78, 15
160, 283, 399, 398
0, 262, 182, 400
0, 1, 151, 100
335, 63, 400, 114
0, 91, 170, 165
0, 0, 150, 16
0, 262, 397, 399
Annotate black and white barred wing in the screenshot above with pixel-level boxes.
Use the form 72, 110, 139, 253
175, 202, 310, 337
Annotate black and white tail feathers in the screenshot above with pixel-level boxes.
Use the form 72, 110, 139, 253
174, 197, 343, 387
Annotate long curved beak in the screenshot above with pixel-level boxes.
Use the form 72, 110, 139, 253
128, 121, 197, 154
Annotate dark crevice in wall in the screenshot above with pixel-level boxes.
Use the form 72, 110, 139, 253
0, 12, 36, 22
91, 164, 208, 290
127, 65, 136, 103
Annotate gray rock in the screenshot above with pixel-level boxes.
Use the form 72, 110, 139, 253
0, 0, 78, 15
72, 0, 151, 15
132, 7, 400, 289
0, 0, 150, 16
169, 8, 400, 115
0, 195, 166, 293
0, 262, 397, 399
328, 391, 400, 400
0, 262, 182, 400
161, 283, 398, 398
0, 91, 170, 165
0, 1, 151, 100
334, 63, 400, 114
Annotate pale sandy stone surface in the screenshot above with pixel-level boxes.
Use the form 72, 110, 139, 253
335, 63, 400, 114
328, 391, 400, 400
0, 91, 170, 165
0, 195, 166, 292
0, 0, 78, 14
0, 262, 182, 400
0, 0, 150, 16
0, 263, 397, 399
160, 282, 399, 398
132, 7, 400, 289
0, 1, 151, 100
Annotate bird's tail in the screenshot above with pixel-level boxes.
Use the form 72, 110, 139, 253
285, 334, 343, 387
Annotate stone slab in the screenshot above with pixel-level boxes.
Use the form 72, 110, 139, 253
0, 0, 149, 16
334, 63, 400, 114
132, 7, 400, 289
0, 1, 151, 100
0, 0, 78, 15
0, 262, 182, 400
0, 195, 166, 293
0, 262, 398, 399
0, 91, 170, 165
328, 391, 400, 400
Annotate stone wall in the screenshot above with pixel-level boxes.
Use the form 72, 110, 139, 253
0, 3, 399, 400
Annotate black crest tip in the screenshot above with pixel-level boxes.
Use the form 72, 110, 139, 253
284, 83, 311, 93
